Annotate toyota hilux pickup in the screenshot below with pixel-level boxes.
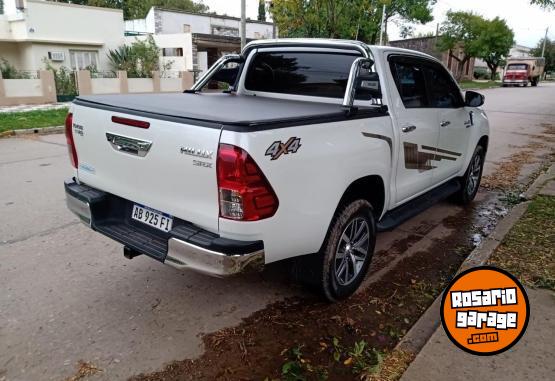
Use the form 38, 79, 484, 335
64, 39, 489, 301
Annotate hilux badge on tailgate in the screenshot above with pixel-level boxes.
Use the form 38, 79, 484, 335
180, 147, 213, 159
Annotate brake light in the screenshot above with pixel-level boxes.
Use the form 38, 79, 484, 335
111, 115, 150, 129
65, 113, 78, 168
217, 144, 278, 221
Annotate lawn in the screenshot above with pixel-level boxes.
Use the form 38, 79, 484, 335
489, 195, 555, 290
458, 80, 500, 90
0, 108, 69, 133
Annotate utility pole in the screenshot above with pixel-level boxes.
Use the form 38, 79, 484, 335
379, 4, 386, 45
541, 27, 548, 57
241, 0, 246, 50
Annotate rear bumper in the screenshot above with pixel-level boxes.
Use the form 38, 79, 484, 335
64, 179, 264, 277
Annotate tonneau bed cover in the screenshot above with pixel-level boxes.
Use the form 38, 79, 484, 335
74, 93, 385, 129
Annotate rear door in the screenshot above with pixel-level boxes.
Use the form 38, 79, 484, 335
422, 62, 470, 183
387, 55, 438, 204
72, 105, 221, 233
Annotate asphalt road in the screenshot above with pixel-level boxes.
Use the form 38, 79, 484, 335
1, 83, 554, 381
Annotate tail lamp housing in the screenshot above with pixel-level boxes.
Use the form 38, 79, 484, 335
217, 144, 278, 221
65, 113, 78, 168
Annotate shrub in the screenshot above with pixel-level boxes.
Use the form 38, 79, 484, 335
0, 58, 31, 79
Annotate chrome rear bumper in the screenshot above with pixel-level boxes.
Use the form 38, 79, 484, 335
65, 179, 264, 277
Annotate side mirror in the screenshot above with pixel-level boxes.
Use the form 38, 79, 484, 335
465, 91, 484, 107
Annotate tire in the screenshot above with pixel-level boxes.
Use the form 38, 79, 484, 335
531, 78, 538, 87
453, 145, 485, 205
317, 199, 376, 302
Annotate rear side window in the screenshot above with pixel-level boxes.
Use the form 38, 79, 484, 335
244, 51, 364, 99
423, 64, 464, 108
390, 60, 428, 108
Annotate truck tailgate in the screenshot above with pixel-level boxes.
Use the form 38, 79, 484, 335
71, 103, 221, 233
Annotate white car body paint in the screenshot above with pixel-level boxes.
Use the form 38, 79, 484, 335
67, 40, 489, 267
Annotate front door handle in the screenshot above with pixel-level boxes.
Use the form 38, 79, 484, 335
402, 125, 416, 133
440, 120, 451, 127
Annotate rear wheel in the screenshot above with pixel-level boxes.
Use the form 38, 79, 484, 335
318, 200, 376, 302
531, 78, 538, 86
453, 145, 485, 205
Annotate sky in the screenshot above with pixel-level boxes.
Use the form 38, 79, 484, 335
200, 0, 554, 48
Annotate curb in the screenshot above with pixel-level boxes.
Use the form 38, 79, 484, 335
0, 126, 64, 138
395, 163, 555, 354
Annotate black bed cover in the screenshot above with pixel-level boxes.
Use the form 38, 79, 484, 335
74, 92, 386, 130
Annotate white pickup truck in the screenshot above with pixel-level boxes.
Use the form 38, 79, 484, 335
64, 39, 489, 301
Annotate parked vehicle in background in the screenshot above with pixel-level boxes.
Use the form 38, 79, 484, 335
502, 57, 546, 87
64, 39, 489, 301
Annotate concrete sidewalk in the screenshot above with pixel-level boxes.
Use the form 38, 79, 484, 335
401, 176, 555, 381
400, 287, 554, 381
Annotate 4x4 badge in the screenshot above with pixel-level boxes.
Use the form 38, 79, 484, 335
265, 137, 302, 160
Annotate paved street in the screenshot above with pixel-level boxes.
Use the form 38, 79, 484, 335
0, 83, 553, 381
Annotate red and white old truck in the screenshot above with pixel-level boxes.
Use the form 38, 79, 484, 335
502, 57, 546, 87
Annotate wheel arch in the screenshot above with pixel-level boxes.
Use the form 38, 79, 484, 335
336, 175, 386, 220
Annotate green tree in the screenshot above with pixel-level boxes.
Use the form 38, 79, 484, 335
270, 0, 435, 44
438, 11, 486, 80
57, 0, 209, 20
477, 17, 514, 80
531, 38, 555, 75
0, 0, 4, 15
530, 0, 555, 9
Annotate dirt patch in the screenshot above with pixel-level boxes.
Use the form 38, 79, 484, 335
130, 195, 502, 381
482, 123, 554, 191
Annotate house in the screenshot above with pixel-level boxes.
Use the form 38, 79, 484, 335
124, 7, 277, 76
389, 36, 475, 80
0, 0, 124, 72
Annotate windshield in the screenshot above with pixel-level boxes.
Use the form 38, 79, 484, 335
507, 64, 528, 70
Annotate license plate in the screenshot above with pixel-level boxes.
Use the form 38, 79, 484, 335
131, 204, 173, 232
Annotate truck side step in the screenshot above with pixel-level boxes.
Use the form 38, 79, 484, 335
377, 180, 461, 232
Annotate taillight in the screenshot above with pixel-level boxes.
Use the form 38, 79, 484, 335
217, 144, 278, 221
65, 113, 78, 168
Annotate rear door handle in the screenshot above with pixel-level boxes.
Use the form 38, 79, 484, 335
440, 120, 451, 127
402, 125, 416, 133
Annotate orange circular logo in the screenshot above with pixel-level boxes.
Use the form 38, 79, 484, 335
440, 266, 529, 355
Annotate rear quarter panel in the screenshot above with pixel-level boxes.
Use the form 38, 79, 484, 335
219, 115, 393, 263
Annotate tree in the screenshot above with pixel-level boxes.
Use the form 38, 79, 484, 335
258, 0, 266, 22
531, 37, 555, 75
477, 17, 514, 80
530, 0, 555, 9
270, 0, 436, 44
0, 0, 4, 15
57, 0, 209, 20
438, 11, 486, 80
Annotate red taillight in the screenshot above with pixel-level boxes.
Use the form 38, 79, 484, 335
217, 144, 278, 221
111, 115, 150, 129
65, 113, 78, 168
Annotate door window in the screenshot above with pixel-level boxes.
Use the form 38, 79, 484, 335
389, 59, 428, 108
423, 64, 464, 108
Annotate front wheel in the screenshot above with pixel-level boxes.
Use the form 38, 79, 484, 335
319, 200, 376, 302
453, 145, 485, 205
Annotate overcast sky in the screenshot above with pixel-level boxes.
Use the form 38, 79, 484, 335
201, 0, 554, 48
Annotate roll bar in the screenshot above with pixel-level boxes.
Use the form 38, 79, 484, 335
342, 57, 374, 109
189, 54, 243, 92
